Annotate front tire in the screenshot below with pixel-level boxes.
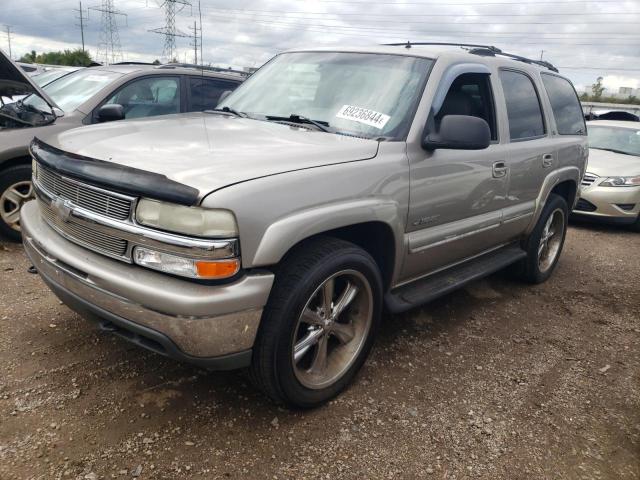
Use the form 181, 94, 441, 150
0, 165, 34, 241
516, 193, 569, 284
250, 237, 383, 408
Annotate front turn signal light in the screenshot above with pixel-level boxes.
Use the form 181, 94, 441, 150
133, 246, 240, 280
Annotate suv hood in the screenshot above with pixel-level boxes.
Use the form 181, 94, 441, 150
45, 112, 380, 197
587, 148, 640, 177
0, 49, 59, 109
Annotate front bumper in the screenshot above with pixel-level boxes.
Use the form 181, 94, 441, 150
572, 185, 640, 224
21, 201, 275, 369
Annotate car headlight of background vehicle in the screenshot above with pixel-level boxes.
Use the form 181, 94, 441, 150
136, 198, 238, 237
599, 176, 640, 187
134, 199, 240, 280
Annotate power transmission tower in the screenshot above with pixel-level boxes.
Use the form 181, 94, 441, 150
90, 0, 126, 65
189, 20, 200, 65
4, 25, 12, 59
149, 0, 191, 62
74, 1, 89, 53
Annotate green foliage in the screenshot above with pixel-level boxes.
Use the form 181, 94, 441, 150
580, 93, 640, 105
18, 49, 94, 67
591, 77, 606, 100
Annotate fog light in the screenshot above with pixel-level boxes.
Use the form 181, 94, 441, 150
133, 247, 240, 279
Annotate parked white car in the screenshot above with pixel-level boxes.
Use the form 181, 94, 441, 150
573, 120, 640, 230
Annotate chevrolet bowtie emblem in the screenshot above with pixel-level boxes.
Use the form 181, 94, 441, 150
51, 198, 73, 223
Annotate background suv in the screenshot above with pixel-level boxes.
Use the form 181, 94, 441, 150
0, 50, 244, 240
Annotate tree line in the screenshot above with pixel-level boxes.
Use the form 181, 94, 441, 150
580, 77, 640, 105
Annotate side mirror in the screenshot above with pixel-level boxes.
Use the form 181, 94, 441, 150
97, 104, 125, 123
217, 90, 232, 105
423, 115, 491, 151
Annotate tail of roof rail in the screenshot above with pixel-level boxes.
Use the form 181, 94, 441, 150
157, 63, 250, 77
383, 42, 559, 73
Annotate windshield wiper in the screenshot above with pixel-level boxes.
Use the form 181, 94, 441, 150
264, 114, 331, 133
207, 106, 248, 118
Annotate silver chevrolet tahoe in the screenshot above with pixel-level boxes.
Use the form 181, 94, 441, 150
21, 44, 587, 408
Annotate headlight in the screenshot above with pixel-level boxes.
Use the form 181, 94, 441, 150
600, 176, 640, 187
136, 198, 238, 237
133, 246, 240, 279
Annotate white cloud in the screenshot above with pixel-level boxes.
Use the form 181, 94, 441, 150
1, 0, 638, 88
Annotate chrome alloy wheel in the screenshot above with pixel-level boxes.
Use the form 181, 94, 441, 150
292, 269, 373, 390
0, 180, 34, 232
538, 208, 565, 273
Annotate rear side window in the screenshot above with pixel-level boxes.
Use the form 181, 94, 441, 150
188, 78, 239, 112
541, 74, 586, 135
499, 70, 545, 141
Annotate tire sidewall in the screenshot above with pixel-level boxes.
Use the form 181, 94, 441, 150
525, 193, 569, 283
271, 246, 382, 408
0, 164, 32, 241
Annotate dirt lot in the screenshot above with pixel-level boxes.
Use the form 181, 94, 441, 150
0, 223, 638, 480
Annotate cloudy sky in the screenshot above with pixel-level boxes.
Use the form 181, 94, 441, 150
2, 0, 640, 93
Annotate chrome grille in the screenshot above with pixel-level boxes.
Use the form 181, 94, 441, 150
35, 163, 132, 220
38, 198, 128, 259
581, 172, 598, 187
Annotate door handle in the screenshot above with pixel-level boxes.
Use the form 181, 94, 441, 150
492, 161, 508, 178
542, 153, 554, 168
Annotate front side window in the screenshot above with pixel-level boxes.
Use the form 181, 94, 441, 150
436, 72, 497, 141
588, 126, 640, 157
24, 69, 122, 113
105, 76, 180, 119
500, 70, 545, 141
541, 73, 586, 135
220, 52, 433, 140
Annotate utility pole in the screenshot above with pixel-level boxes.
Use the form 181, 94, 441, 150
90, 0, 126, 65
189, 20, 200, 65
4, 25, 12, 59
198, 0, 203, 66
149, 0, 191, 62
74, 1, 88, 53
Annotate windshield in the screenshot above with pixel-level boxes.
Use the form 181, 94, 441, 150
219, 52, 433, 140
33, 69, 77, 87
23, 68, 122, 113
589, 126, 640, 157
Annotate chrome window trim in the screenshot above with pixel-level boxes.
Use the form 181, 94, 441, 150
34, 180, 238, 261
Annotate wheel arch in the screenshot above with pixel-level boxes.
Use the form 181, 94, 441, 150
0, 155, 31, 172
525, 166, 580, 235
249, 200, 404, 292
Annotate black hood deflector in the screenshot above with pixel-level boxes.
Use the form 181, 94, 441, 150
30, 139, 200, 206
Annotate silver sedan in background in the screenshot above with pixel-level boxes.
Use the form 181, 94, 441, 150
573, 120, 640, 231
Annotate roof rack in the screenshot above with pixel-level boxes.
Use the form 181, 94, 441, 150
157, 63, 250, 77
110, 61, 156, 66
383, 41, 559, 73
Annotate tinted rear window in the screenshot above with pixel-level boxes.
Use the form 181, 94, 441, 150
541, 74, 586, 135
188, 78, 239, 111
500, 70, 545, 141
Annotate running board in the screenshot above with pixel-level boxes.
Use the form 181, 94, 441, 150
385, 245, 527, 314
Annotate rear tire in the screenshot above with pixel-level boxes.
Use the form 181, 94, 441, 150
515, 193, 568, 284
0, 164, 34, 241
250, 237, 383, 408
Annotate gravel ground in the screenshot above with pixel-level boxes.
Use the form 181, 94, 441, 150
0, 223, 638, 480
